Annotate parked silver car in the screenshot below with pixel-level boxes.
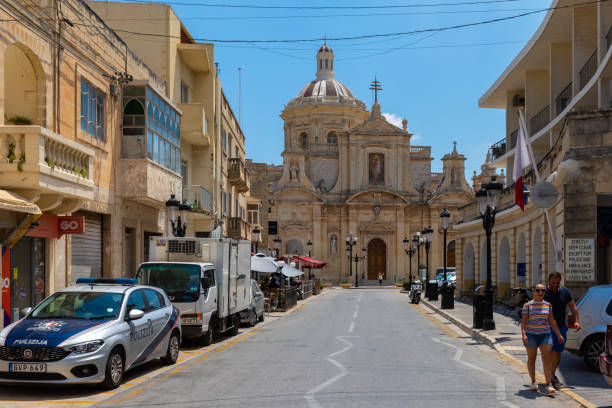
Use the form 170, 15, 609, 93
241, 280, 265, 327
566, 285, 612, 371
0, 278, 181, 389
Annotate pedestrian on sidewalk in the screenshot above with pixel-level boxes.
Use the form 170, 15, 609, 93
521, 283, 565, 395
544, 272, 580, 390
378, 273, 383, 286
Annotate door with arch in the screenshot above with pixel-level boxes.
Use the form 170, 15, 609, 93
367, 238, 386, 280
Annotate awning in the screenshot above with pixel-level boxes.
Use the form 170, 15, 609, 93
281, 263, 304, 277
0, 189, 42, 248
292, 256, 327, 268
251, 255, 278, 273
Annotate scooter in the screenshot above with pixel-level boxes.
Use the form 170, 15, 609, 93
409, 281, 422, 304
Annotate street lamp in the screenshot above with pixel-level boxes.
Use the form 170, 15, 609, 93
165, 194, 191, 237
252, 227, 261, 253
273, 236, 282, 259
477, 176, 503, 330
345, 231, 358, 287
307, 240, 312, 257
413, 233, 422, 282
353, 247, 366, 286
440, 208, 454, 309
422, 226, 435, 300
403, 237, 416, 282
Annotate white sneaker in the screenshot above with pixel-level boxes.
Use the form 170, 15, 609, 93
530, 382, 538, 391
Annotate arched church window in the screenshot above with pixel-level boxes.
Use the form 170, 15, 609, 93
327, 131, 337, 144
319, 60, 322, 70
325, 59, 328, 69
300, 132, 308, 149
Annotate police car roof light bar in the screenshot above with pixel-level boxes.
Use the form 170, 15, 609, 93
76, 278, 138, 285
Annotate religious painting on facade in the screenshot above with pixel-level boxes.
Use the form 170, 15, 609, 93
369, 153, 384, 184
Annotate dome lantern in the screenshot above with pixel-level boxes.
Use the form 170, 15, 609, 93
316, 42, 335, 80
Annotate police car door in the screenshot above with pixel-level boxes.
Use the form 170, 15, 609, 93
125, 289, 150, 367
142, 288, 168, 359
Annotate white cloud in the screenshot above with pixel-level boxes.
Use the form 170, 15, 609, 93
382, 112, 403, 129
411, 133, 421, 141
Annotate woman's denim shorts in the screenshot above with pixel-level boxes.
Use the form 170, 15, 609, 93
526, 332, 553, 347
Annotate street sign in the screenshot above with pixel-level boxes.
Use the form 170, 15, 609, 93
530, 181, 559, 209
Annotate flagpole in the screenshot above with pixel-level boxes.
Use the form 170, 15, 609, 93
517, 108, 559, 259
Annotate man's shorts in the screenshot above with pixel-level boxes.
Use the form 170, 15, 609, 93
551, 325, 568, 352
526, 332, 553, 347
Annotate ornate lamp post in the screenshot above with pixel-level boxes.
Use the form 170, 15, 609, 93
477, 177, 503, 330
252, 227, 261, 253
166, 194, 191, 237
413, 233, 422, 282
403, 237, 416, 282
353, 247, 367, 286
422, 226, 435, 299
440, 208, 454, 309
345, 231, 358, 287
307, 240, 312, 257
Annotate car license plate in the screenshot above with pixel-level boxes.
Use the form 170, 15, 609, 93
9, 363, 47, 372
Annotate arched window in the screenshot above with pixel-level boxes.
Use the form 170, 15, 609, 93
300, 132, 308, 149
122, 99, 145, 158
327, 131, 337, 144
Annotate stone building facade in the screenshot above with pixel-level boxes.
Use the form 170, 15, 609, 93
248, 45, 474, 283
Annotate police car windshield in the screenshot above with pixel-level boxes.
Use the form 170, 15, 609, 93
137, 263, 201, 301
30, 292, 125, 320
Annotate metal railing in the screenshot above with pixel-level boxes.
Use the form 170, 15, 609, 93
490, 137, 507, 160
555, 82, 572, 115
508, 129, 518, 150
607, 25, 612, 50
182, 185, 212, 213
579, 50, 598, 90
410, 146, 431, 157
529, 105, 550, 135
265, 287, 298, 311
301, 281, 314, 299
308, 143, 339, 156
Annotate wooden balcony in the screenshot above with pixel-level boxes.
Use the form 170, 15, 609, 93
0, 126, 95, 206
228, 158, 249, 193
227, 217, 249, 240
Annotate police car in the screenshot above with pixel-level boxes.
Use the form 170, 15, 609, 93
0, 278, 180, 389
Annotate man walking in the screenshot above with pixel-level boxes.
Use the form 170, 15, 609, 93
544, 272, 581, 390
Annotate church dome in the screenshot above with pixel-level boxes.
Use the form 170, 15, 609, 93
287, 43, 366, 109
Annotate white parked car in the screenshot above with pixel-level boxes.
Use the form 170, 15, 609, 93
566, 285, 612, 371
240, 280, 265, 327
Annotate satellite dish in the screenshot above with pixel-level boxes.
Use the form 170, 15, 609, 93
530, 181, 559, 208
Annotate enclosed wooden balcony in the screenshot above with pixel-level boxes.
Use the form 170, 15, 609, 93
227, 217, 249, 240
228, 158, 249, 193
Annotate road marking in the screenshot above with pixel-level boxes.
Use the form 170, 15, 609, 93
304, 336, 355, 408
411, 303, 458, 338
348, 321, 355, 333
432, 337, 517, 407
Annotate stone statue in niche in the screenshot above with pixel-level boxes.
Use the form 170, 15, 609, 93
317, 178, 327, 193
290, 162, 299, 182
330, 235, 337, 255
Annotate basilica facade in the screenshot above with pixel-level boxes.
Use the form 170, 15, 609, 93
247, 44, 475, 283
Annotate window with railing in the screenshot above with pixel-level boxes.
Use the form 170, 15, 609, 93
80, 78, 105, 141
579, 50, 598, 90
327, 131, 337, 144
121, 86, 181, 173
529, 105, 550, 135
555, 82, 572, 115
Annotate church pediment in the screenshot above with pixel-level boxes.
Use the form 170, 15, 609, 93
275, 187, 324, 203
359, 220, 395, 234
348, 117, 407, 137
346, 189, 407, 205
428, 190, 474, 206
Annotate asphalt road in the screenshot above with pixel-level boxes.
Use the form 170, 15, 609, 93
90, 288, 578, 408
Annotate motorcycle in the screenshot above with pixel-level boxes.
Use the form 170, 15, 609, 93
409, 281, 422, 304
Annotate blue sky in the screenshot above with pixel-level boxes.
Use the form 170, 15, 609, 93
138, 0, 552, 178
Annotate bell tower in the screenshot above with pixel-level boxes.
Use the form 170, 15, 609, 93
316, 42, 335, 80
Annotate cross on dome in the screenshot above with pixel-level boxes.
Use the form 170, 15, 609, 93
369, 76, 382, 103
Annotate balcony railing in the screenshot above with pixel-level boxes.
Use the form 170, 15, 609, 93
0, 125, 94, 191
227, 217, 248, 240
555, 82, 572, 115
228, 158, 249, 193
508, 129, 518, 150
490, 137, 507, 160
308, 143, 339, 156
410, 146, 431, 158
182, 185, 212, 213
530, 105, 550, 135
579, 50, 598, 90
607, 25, 612, 50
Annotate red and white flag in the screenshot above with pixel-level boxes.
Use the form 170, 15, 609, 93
513, 119, 531, 211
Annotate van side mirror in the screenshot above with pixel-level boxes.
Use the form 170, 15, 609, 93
201, 277, 210, 290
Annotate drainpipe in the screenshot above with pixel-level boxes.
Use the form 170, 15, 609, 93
216, 64, 222, 230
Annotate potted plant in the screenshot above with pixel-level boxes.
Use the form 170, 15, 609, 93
7, 115, 32, 125
339, 280, 351, 288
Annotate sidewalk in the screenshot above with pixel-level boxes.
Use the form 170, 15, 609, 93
420, 296, 612, 408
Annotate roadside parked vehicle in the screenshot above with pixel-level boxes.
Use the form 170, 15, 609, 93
0, 278, 180, 389
435, 268, 456, 291
138, 237, 250, 345
241, 280, 265, 327
600, 324, 612, 386
566, 285, 612, 371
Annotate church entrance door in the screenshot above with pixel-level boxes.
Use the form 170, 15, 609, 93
367, 238, 386, 280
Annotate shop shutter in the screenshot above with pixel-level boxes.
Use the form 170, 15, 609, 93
71, 211, 103, 283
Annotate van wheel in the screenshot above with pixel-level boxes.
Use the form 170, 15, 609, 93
199, 325, 213, 346
229, 314, 240, 336
101, 348, 124, 390
161, 331, 180, 365
258, 312, 264, 322
583, 335, 604, 371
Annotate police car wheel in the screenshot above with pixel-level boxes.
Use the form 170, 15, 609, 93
101, 348, 124, 390
161, 331, 180, 365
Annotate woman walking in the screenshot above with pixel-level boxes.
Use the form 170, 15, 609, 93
521, 283, 565, 394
